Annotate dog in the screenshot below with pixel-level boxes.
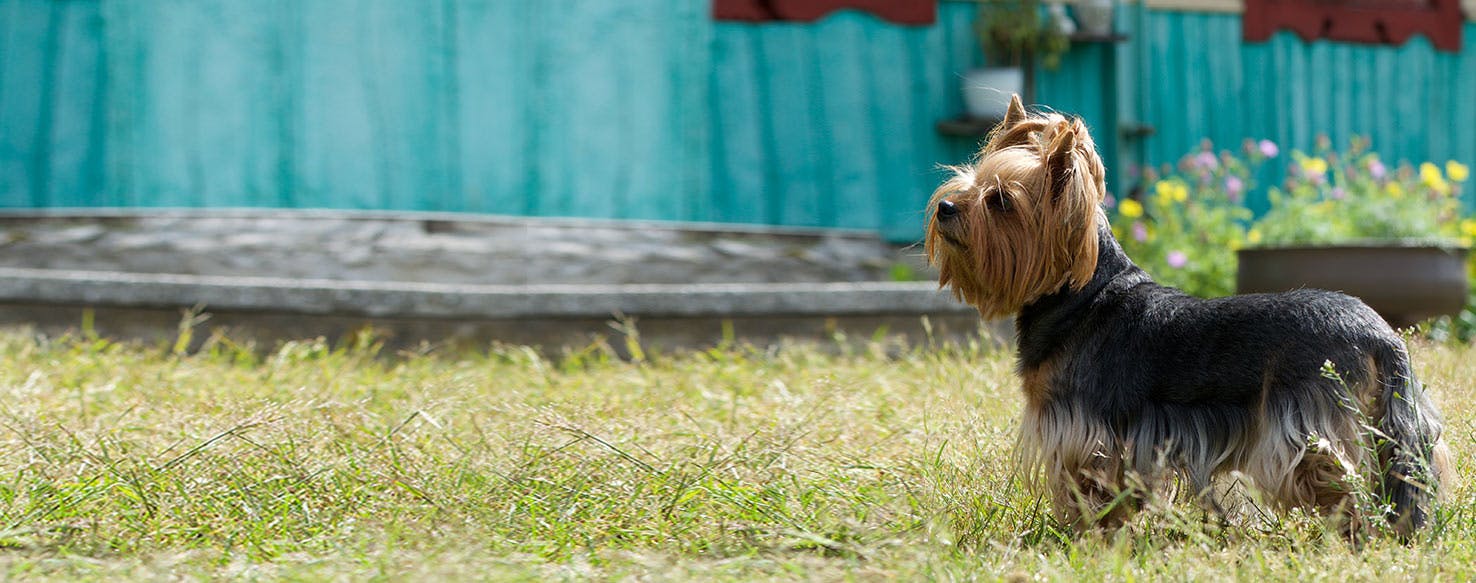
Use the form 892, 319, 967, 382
925, 95, 1449, 537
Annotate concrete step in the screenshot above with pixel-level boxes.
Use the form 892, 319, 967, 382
0, 267, 987, 351
0, 210, 980, 351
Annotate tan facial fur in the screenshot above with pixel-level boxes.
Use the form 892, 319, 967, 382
925, 95, 1109, 318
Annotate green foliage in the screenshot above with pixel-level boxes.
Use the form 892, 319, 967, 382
1253, 136, 1470, 246
1109, 136, 1474, 304
889, 261, 919, 282
973, 0, 1069, 70
1109, 140, 1258, 297
1427, 255, 1476, 343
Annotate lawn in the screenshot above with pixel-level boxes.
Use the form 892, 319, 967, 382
0, 322, 1473, 581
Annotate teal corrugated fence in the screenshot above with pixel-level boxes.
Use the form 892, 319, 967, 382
3, 1, 1475, 241
1128, 11, 1476, 213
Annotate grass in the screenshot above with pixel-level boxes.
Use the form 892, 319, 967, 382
0, 322, 1473, 581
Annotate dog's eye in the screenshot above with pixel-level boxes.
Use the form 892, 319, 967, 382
987, 193, 1013, 213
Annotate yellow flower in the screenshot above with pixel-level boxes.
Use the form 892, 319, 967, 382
1461, 218, 1476, 238
1421, 162, 1442, 181
1247, 229, 1262, 245
1119, 199, 1144, 218
1154, 181, 1172, 205
1448, 160, 1470, 182
1385, 182, 1404, 198
1154, 180, 1190, 205
1420, 162, 1451, 194
1301, 157, 1328, 176
1421, 162, 1443, 184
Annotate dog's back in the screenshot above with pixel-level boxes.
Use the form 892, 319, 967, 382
1014, 232, 1447, 535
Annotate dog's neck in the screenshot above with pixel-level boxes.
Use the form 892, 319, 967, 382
1015, 221, 1145, 369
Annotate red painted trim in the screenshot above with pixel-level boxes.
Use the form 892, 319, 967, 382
713, 0, 936, 25
713, 0, 776, 21
1243, 0, 1463, 52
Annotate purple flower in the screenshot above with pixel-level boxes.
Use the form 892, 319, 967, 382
1132, 221, 1148, 242
1330, 187, 1346, 200
1369, 159, 1387, 179
1195, 151, 1219, 170
1258, 139, 1279, 158
1104, 193, 1117, 209
1224, 176, 1244, 201
1167, 251, 1188, 269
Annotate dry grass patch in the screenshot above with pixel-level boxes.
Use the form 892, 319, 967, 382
0, 325, 1471, 580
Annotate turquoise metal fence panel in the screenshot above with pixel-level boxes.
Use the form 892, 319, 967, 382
1126, 13, 1476, 212
4, 2, 1474, 242
709, 4, 981, 240
1035, 41, 1122, 197
1, 0, 976, 242
1, 0, 106, 208
4, 0, 709, 217
101, 0, 303, 208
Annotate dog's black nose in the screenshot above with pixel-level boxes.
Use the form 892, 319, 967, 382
936, 200, 959, 219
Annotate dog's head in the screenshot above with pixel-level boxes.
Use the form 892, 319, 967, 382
925, 95, 1109, 318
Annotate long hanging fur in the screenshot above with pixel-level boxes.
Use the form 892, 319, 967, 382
926, 94, 1449, 537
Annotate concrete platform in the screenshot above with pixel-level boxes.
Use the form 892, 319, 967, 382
0, 210, 992, 352
0, 267, 990, 352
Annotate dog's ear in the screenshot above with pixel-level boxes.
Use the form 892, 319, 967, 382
985, 95, 1033, 152
1003, 94, 1027, 129
1044, 120, 1078, 198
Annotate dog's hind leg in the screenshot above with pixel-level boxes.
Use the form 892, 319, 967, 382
1248, 385, 1373, 540
1370, 343, 1446, 537
1286, 445, 1370, 540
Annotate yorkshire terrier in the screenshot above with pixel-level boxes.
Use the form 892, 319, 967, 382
926, 95, 1449, 537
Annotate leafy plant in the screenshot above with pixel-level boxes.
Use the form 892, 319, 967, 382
1108, 135, 1473, 303
1109, 140, 1259, 297
974, 0, 1069, 70
1428, 258, 1476, 343
1251, 136, 1470, 246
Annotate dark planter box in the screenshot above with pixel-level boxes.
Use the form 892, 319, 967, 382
1236, 244, 1469, 329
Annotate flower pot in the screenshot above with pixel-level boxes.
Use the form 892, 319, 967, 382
1236, 244, 1469, 329
1047, 2, 1077, 35
1073, 0, 1114, 36
962, 67, 1024, 119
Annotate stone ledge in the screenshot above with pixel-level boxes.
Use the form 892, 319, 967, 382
0, 211, 967, 350
0, 267, 973, 320
0, 210, 917, 285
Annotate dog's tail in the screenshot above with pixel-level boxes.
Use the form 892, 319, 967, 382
1373, 342, 1448, 536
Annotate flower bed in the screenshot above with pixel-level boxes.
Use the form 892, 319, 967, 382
1109, 136, 1475, 335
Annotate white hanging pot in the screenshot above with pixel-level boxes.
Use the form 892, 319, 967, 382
1074, 0, 1114, 36
962, 67, 1024, 119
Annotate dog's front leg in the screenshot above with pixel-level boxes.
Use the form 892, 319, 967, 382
1049, 454, 1137, 532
